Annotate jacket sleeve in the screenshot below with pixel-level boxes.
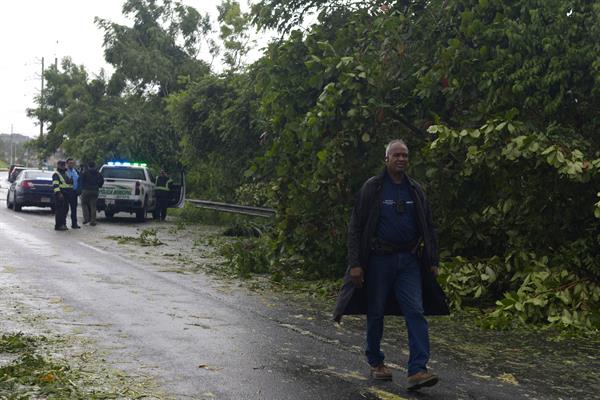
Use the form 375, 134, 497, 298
346, 183, 368, 269
422, 193, 440, 267
52, 173, 61, 193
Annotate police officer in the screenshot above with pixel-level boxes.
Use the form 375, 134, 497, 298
155, 169, 172, 221
52, 160, 74, 231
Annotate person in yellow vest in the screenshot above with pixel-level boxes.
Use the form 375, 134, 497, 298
52, 160, 74, 231
155, 169, 173, 221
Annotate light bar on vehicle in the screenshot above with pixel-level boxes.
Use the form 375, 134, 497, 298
107, 161, 147, 167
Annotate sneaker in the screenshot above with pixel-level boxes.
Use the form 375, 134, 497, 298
90, 222, 97, 226
71, 225, 81, 229
371, 364, 393, 380
83, 220, 90, 225
55, 226, 68, 231
407, 371, 439, 391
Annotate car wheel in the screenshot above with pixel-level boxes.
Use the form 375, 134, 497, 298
14, 201, 22, 212
6, 193, 12, 209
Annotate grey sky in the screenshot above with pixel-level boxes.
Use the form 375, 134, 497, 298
0, 0, 255, 137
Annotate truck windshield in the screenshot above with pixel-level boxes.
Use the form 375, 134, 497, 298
101, 167, 146, 180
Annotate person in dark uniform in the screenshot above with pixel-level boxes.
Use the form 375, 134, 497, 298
333, 139, 448, 390
155, 169, 172, 221
52, 160, 74, 231
79, 161, 104, 226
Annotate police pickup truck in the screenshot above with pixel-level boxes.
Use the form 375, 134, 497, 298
97, 162, 184, 221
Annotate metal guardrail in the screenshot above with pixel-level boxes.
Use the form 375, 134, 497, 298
186, 199, 276, 218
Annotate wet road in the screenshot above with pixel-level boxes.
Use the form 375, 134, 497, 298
0, 179, 565, 399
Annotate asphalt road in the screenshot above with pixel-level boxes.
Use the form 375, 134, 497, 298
0, 177, 589, 399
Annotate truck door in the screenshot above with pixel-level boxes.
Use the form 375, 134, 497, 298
167, 170, 185, 208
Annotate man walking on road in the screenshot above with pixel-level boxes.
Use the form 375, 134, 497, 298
155, 169, 172, 221
66, 158, 81, 229
79, 161, 104, 226
52, 160, 74, 231
333, 139, 449, 391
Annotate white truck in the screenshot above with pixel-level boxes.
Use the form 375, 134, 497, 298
97, 162, 157, 221
97, 161, 185, 221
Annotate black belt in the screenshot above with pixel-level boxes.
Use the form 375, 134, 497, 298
370, 237, 419, 255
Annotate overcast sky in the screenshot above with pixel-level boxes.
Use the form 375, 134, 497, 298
0, 0, 254, 137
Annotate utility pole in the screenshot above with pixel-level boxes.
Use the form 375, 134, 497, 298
40, 57, 44, 138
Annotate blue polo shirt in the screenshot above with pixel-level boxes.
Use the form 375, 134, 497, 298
67, 168, 79, 191
375, 173, 419, 246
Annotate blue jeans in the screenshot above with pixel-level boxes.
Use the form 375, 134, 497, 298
365, 252, 430, 376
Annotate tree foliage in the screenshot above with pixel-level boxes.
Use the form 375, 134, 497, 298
27, 0, 600, 332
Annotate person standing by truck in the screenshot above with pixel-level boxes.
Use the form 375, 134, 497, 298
66, 158, 81, 229
79, 161, 104, 226
155, 169, 172, 221
52, 160, 74, 231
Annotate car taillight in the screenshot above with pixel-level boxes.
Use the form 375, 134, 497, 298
20, 181, 33, 188
135, 181, 140, 195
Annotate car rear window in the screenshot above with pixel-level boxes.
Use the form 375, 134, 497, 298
101, 167, 146, 180
23, 170, 53, 180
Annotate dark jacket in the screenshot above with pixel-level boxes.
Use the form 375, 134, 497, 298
333, 169, 449, 322
79, 168, 104, 192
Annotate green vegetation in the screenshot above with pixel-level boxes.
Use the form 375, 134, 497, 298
0, 332, 152, 399
27, 0, 600, 333
107, 228, 164, 246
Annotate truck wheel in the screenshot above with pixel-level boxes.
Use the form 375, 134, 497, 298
105, 210, 114, 219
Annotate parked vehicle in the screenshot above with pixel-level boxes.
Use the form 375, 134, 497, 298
97, 162, 185, 221
6, 169, 55, 212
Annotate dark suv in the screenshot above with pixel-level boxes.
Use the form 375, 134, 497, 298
6, 169, 56, 211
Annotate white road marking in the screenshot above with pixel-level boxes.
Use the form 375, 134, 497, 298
11, 214, 26, 221
78, 242, 107, 254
